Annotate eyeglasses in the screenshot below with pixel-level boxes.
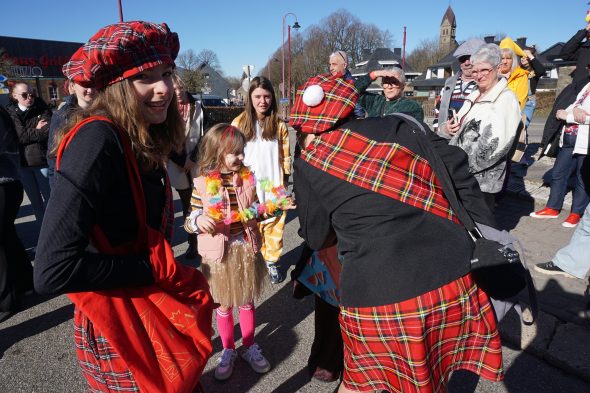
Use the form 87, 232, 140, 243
471, 67, 497, 77
19, 92, 35, 99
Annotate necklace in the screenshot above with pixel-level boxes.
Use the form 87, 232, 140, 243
204, 167, 290, 224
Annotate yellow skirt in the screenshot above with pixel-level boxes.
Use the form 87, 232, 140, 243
201, 234, 268, 307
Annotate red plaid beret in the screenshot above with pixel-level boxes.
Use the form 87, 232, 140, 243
290, 73, 358, 134
63, 21, 179, 90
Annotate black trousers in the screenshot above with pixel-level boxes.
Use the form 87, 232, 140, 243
0, 181, 33, 312
307, 294, 344, 377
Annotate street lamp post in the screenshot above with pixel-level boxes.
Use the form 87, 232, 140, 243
117, 0, 124, 22
281, 13, 300, 111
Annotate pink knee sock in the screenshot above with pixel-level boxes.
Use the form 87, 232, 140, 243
238, 303, 256, 348
216, 307, 235, 350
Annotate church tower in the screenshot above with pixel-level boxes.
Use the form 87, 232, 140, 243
439, 5, 457, 53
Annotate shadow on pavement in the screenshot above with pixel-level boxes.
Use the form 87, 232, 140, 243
200, 245, 314, 392
0, 302, 74, 359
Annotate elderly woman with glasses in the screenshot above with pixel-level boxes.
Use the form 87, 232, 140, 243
355, 68, 424, 121
445, 43, 521, 211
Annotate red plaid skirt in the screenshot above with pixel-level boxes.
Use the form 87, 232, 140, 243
73, 308, 140, 392
339, 273, 503, 392
73, 309, 206, 393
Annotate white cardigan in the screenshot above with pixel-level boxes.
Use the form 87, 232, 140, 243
561, 82, 590, 156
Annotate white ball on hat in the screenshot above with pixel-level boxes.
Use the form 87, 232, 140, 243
302, 84, 324, 107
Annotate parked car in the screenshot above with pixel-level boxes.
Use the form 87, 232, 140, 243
192, 94, 228, 107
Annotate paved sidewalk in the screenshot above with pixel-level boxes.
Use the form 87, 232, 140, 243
499, 148, 590, 384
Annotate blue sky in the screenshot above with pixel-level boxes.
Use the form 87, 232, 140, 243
2, 1, 587, 77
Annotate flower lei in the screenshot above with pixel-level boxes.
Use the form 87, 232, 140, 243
205, 167, 290, 224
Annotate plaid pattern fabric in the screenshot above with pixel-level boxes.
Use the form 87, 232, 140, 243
302, 128, 460, 223
339, 273, 503, 392
73, 308, 140, 392
63, 21, 179, 89
290, 73, 358, 134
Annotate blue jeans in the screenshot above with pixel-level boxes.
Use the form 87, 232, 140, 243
554, 202, 590, 279
522, 97, 536, 129
19, 166, 50, 224
546, 147, 589, 214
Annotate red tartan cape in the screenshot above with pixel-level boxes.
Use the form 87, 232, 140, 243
56, 116, 214, 393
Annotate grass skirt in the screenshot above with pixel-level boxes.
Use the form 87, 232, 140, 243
201, 234, 268, 307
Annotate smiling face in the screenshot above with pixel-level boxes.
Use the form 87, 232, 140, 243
251, 87, 273, 118
130, 63, 174, 126
12, 83, 35, 108
71, 82, 97, 109
220, 148, 245, 173
329, 54, 347, 76
472, 61, 499, 94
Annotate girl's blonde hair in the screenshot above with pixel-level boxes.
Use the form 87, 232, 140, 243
196, 123, 246, 175
239, 76, 280, 141
52, 78, 184, 170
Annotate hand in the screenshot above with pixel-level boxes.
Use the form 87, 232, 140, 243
183, 157, 196, 171
523, 49, 534, 59
280, 196, 297, 210
372, 70, 401, 79
445, 117, 460, 136
36, 119, 48, 129
573, 107, 588, 123
555, 109, 568, 121
196, 214, 217, 234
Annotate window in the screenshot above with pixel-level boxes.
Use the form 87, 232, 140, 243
48, 85, 58, 101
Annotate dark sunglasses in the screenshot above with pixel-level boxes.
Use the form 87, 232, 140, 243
458, 56, 471, 63
19, 92, 35, 99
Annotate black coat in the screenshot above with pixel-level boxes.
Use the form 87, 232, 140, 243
6, 98, 52, 167
560, 29, 590, 84
294, 116, 496, 307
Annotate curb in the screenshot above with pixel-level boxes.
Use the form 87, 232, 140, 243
499, 308, 590, 383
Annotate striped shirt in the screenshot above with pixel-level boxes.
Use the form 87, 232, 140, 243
188, 172, 250, 235
434, 78, 478, 129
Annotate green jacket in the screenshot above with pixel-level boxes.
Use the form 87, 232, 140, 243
355, 74, 424, 121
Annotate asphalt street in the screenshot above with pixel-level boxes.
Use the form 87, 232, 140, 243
2, 117, 590, 392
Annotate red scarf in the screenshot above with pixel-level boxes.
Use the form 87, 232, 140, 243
56, 116, 214, 393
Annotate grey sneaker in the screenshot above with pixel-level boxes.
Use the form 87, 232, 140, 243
214, 348, 237, 381
266, 262, 284, 284
241, 343, 271, 374
534, 261, 572, 277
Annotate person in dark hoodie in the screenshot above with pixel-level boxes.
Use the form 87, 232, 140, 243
47, 80, 97, 189
5, 82, 52, 224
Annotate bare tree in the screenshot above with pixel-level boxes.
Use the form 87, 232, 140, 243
176, 49, 205, 92
196, 49, 222, 74
406, 37, 448, 74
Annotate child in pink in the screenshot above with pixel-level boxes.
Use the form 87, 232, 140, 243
184, 123, 294, 381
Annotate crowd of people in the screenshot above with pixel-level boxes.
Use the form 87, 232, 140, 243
0, 16, 589, 393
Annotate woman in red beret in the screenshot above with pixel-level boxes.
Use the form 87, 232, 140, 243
34, 21, 213, 393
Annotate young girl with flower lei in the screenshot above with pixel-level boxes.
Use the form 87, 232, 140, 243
184, 123, 294, 381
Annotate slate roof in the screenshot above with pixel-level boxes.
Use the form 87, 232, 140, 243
350, 47, 418, 75
441, 6, 456, 26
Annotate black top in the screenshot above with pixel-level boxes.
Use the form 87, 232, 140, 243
528, 57, 546, 95
294, 116, 496, 307
34, 120, 163, 294
5, 98, 52, 167
560, 29, 590, 84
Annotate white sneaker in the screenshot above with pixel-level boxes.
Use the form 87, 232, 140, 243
214, 348, 237, 381
240, 343, 271, 373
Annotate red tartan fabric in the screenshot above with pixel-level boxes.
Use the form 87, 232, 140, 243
290, 73, 358, 134
57, 117, 214, 393
339, 273, 503, 392
302, 128, 460, 223
63, 21, 179, 89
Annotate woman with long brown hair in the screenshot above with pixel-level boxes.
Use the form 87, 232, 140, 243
34, 21, 213, 392
232, 76, 291, 283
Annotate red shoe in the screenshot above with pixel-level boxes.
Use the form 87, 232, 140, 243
530, 207, 560, 219
562, 213, 581, 228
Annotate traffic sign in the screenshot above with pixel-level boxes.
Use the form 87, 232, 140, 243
0, 75, 6, 83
